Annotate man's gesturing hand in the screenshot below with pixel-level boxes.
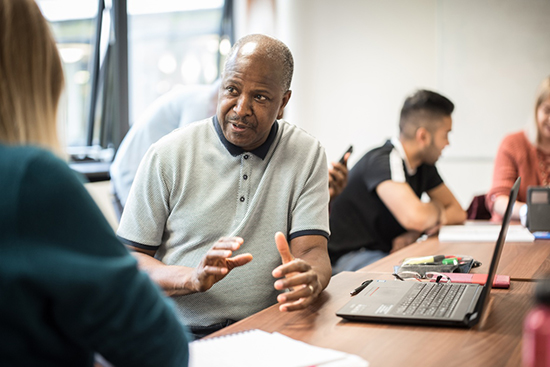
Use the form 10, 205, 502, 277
189, 237, 252, 293
272, 232, 321, 312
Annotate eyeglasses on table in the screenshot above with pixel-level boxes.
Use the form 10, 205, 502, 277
392, 271, 452, 284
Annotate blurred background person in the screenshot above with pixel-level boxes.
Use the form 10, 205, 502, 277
328, 90, 466, 273
328, 151, 350, 210
0, 1, 190, 365
487, 75, 550, 221
110, 80, 220, 217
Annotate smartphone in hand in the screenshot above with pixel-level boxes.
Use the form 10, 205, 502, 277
339, 145, 353, 164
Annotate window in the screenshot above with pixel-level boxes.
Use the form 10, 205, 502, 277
37, 0, 97, 148
38, 0, 232, 180
127, 0, 227, 123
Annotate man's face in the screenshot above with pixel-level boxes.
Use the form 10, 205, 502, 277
217, 44, 291, 151
422, 115, 452, 165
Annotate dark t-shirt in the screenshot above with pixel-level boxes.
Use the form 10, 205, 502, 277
328, 140, 443, 262
0, 144, 189, 367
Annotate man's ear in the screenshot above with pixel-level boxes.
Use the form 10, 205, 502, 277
416, 127, 431, 148
277, 90, 292, 119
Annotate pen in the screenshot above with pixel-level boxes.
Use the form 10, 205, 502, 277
350, 280, 373, 296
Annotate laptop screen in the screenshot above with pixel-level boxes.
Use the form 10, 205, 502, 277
474, 177, 520, 320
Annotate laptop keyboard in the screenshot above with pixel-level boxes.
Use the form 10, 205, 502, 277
394, 283, 467, 318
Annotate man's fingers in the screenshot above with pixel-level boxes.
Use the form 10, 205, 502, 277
279, 300, 311, 312
213, 237, 244, 250
203, 265, 229, 275
275, 232, 293, 264
278, 293, 315, 312
276, 283, 315, 302
328, 169, 337, 182
273, 263, 312, 288
227, 253, 253, 269
205, 250, 233, 259
343, 152, 351, 166
329, 166, 344, 181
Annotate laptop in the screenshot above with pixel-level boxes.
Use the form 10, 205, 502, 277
336, 177, 520, 328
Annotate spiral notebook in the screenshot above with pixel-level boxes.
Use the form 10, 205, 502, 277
189, 329, 368, 367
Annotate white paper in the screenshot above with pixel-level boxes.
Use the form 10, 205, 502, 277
438, 224, 534, 242
189, 329, 369, 367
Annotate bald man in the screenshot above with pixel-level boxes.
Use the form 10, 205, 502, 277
117, 34, 332, 339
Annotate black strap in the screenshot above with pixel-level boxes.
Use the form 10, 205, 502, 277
189, 319, 236, 340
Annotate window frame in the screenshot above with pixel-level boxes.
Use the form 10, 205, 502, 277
67, 0, 233, 181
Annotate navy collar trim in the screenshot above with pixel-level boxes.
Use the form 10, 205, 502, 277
213, 115, 278, 160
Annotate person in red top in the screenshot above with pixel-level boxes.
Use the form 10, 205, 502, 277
487, 76, 550, 221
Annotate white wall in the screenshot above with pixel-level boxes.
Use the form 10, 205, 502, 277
234, 0, 550, 208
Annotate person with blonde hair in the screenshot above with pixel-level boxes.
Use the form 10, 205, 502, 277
487, 76, 550, 221
0, 1, 189, 365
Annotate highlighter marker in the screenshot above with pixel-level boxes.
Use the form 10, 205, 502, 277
442, 257, 459, 265
445, 255, 463, 261
402, 255, 445, 265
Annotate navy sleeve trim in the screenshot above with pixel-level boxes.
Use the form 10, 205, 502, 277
289, 229, 330, 241
117, 235, 159, 251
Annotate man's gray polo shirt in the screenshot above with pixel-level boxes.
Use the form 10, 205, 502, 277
117, 116, 330, 327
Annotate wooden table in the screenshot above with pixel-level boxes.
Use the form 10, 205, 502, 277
204, 225, 550, 367
208, 271, 535, 367
360, 237, 550, 281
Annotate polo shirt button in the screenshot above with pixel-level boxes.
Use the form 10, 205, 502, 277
240, 196, 245, 202
244, 154, 249, 159
243, 174, 248, 180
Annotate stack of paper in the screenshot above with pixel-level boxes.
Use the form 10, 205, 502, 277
438, 224, 534, 242
189, 329, 369, 367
